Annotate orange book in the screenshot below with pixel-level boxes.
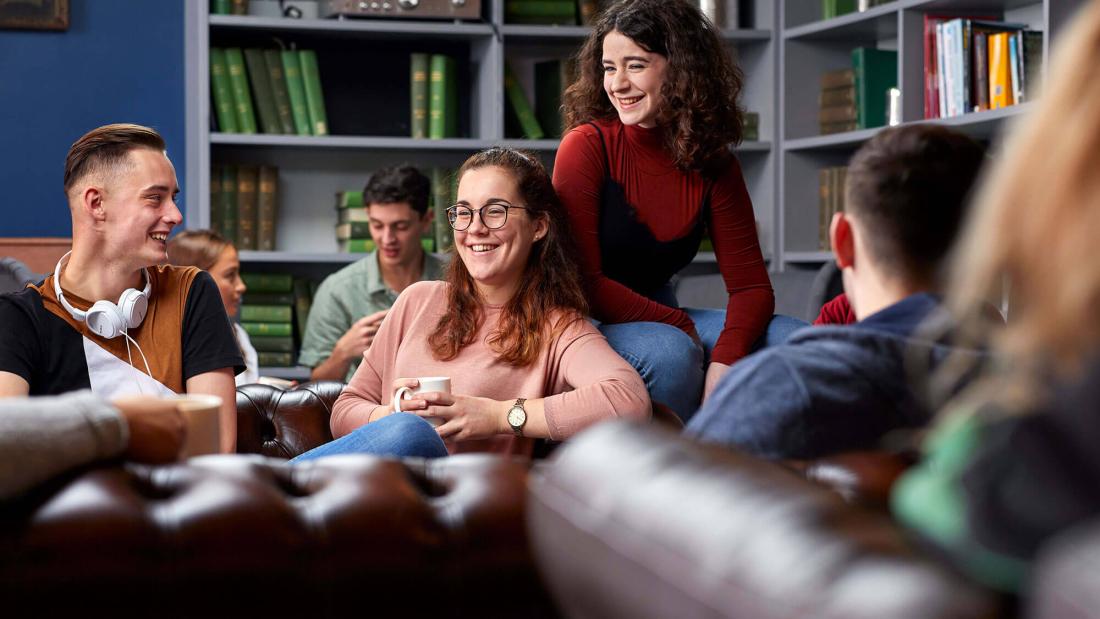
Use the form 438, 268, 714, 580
989, 33, 1015, 109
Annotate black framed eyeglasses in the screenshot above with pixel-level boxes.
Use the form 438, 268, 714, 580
445, 203, 529, 231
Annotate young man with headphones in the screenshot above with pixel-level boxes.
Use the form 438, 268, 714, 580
0, 124, 244, 452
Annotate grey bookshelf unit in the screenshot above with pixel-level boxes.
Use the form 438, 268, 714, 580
777, 0, 1085, 268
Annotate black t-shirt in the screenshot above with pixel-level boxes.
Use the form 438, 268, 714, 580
0, 268, 244, 396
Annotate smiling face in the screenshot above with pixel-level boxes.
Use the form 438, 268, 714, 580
453, 166, 548, 305
602, 29, 669, 129
367, 201, 433, 270
209, 244, 246, 318
98, 148, 182, 268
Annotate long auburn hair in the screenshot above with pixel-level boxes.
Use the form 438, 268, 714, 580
942, 0, 1100, 407
562, 0, 744, 174
428, 148, 588, 366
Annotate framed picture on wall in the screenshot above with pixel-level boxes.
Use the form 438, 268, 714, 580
0, 0, 69, 31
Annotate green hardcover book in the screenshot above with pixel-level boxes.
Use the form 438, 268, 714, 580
229, 0, 247, 15
235, 165, 259, 250
209, 48, 239, 133
241, 273, 294, 293
410, 53, 430, 139
211, 0, 232, 15
219, 165, 238, 243
336, 190, 364, 208
224, 48, 258, 134
264, 49, 296, 134
504, 61, 545, 140
242, 322, 293, 337
243, 292, 295, 305
292, 277, 313, 343
249, 335, 296, 353
256, 351, 294, 367
257, 165, 278, 251
335, 221, 372, 240
428, 54, 457, 139
338, 207, 369, 224
243, 48, 281, 134
210, 165, 224, 234
822, 0, 856, 19
421, 238, 435, 253
534, 58, 573, 139
298, 49, 329, 136
432, 167, 455, 253
851, 47, 897, 129
339, 239, 376, 253
240, 305, 293, 322
280, 50, 312, 136
506, 0, 577, 25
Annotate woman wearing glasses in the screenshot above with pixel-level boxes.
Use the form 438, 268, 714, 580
293, 147, 650, 460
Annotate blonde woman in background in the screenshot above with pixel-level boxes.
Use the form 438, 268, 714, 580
893, 1, 1100, 594
167, 229, 258, 385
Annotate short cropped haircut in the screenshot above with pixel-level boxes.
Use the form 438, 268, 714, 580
845, 124, 986, 283
362, 164, 431, 216
64, 123, 166, 195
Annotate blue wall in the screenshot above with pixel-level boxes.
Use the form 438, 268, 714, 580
0, 1, 185, 237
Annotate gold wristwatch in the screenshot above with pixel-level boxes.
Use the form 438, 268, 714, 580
507, 398, 527, 436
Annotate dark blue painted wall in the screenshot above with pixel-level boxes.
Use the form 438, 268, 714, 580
0, 1, 185, 236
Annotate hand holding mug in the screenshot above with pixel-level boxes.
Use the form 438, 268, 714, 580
393, 376, 451, 427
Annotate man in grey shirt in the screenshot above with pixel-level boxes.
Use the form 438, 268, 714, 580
300, 165, 446, 382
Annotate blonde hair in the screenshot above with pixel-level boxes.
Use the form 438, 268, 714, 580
947, 2, 1100, 390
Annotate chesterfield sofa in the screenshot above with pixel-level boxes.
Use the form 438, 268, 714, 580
2, 382, 1083, 618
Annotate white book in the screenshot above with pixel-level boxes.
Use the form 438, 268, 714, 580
936, 22, 948, 118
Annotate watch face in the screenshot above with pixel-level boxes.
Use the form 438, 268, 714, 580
508, 407, 525, 427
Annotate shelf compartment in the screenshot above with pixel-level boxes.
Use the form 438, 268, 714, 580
238, 251, 371, 263
212, 134, 500, 150
210, 14, 494, 39
785, 3, 899, 40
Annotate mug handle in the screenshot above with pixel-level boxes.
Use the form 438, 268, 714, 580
393, 386, 413, 413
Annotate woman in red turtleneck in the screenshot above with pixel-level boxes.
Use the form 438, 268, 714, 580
553, 0, 803, 420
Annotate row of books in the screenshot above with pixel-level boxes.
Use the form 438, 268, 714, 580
334, 167, 458, 254
410, 53, 459, 139
505, 1, 601, 26
210, 47, 329, 136
210, 0, 247, 14
821, 0, 891, 20
924, 16, 1043, 120
817, 166, 848, 251
239, 273, 317, 367
504, 59, 574, 140
818, 48, 897, 135
211, 164, 280, 251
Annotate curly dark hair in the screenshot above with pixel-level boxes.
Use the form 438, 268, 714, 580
428, 148, 588, 366
562, 0, 744, 174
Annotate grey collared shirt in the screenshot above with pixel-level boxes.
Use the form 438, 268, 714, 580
298, 251, 447, 381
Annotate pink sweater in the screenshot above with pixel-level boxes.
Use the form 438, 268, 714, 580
331, 281, 651, 456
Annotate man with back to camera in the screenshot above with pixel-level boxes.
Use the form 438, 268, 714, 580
0, 124, 244, 452
686, 124, 988, 459
300, 164, 446, 382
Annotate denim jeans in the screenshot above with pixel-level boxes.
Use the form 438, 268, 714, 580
600, 310, 809, 423
289, 412, 449, 461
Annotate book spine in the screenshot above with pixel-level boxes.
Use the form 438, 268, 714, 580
256, 352, 294, 367
1009, 33, 1023, 105
242, 322, 293, 337
280, 50, 312, 135
936, 22, 947, 118
432, 167, 455, 253
335, 190, 364, 208
410, 53, 430, 139
211, 0, 232, 15
819, 86, 855, 107
241, 273, 294, 292
250, 335, 296, 353
224, 48, 258, 134
264, 49, 297, 134
428, 54, 452, 139
818, 104, 858, 124
534, 59, 568, 139
210, 164, 224, 234
961, 20, 972, 114
1021, 31, 1043, 103
923, 17, 938, 119
292, 278, 313, 344
209, 48, 240, 133
243, 48, 281, 134
257, 165, 278, 251
338, 207, 370, 224
820, 68, 855, 90
219, 165, 238, 243
504, 61, 545, 139
298, 50, 329, 136
236, 165, 259, 250
240, 305, 294, 322
989, 33, 1011, 109
243, 293, 296, 305
336, 221, 372, 239
339, 239, 376, 253
974, 32, 990, 111
229, 0, 247, 15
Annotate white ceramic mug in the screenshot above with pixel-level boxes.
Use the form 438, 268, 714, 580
174, 394, 223, 458
393, 377, 450, 427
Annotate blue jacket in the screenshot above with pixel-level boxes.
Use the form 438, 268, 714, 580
686, 294, 983, 459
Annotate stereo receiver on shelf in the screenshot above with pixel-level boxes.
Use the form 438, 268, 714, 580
321, 0, 481, 20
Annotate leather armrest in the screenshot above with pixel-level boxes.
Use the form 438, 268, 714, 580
235, 380, 345, 458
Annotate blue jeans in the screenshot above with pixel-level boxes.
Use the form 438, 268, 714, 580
290, 412, 449, 461
600, 312, 809, 423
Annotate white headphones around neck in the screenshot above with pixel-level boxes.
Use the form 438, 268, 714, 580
53, 252, 152, 340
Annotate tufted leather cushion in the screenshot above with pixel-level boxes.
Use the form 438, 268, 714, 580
0, 453, 556, 618
236, 381, 344, 458
528, 422, 998, 619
